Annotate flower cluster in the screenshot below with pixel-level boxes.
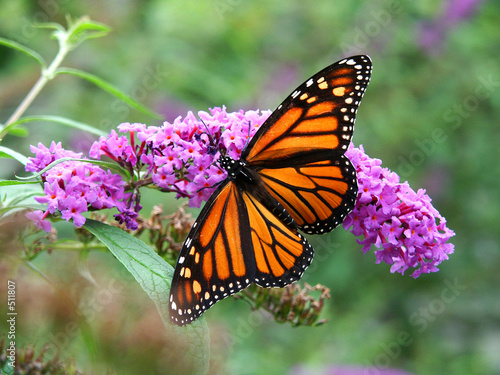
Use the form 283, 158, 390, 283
343, 144, 455, 278
26, 108, 455, 278
27, 107, 271, 230
142, 107, 270, 207
88, 107, 271, 208
25, 141, 131, 232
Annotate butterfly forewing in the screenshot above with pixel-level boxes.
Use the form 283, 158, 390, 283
169, 181, 254, 326
242, 55, 372, 166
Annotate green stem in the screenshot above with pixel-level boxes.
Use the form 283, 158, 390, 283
4, 42, 70, 127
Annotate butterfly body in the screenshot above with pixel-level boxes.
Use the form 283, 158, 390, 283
220, 154, 292, 216
169, 55, 372, 326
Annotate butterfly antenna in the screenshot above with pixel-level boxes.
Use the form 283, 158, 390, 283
242, 121, 252, 152
199, 118, 226, 173
199, 119, 218, 149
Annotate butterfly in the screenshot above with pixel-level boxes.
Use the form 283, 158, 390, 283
169, 55, 372, 326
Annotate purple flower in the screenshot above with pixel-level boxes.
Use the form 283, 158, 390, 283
114, 208, 139, 231
60, 196, 88, 227
135, 106, 270, 207
25, 210, 52, 232
26, 142, 133, 231
122, 108, 454, 278
90, 129, 137, 165
381, 217, 404, 245
26, 141, 83, 173
34, 183, 66, 213
344, 144, 455, 278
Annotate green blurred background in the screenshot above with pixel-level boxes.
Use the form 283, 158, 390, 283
1, 1, 499, 374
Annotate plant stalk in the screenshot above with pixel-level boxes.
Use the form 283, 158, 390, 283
4, 42, 70, 127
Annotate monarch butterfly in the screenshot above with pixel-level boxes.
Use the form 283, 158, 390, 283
169, 55, 372, 325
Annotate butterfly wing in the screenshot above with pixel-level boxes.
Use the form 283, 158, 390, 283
242, 55, 371, 234
239, 187, 313, 288
257, 155, 357, 234
242, 55, 372, 166
169, 179, 313, 326
169, 181, 252, 326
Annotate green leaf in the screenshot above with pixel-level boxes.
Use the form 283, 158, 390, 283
55, 67, 163, 119
66, 16, 111, 46
0, 180, 39, 187
83, 220, 210, 375
17, 157, 130, 181
36, 17, 110, 51
0, 146, 28, 165
3, 115, 106, 137
0, 37, 47, 68
35, 21, 65, 32
4, 126, 29, 137
0, 184, 44, 217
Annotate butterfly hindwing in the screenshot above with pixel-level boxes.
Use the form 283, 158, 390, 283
257, 154, 358, 234
241, 189, 313, 288
243, 55, 372, 166
169, 179, 314, 325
